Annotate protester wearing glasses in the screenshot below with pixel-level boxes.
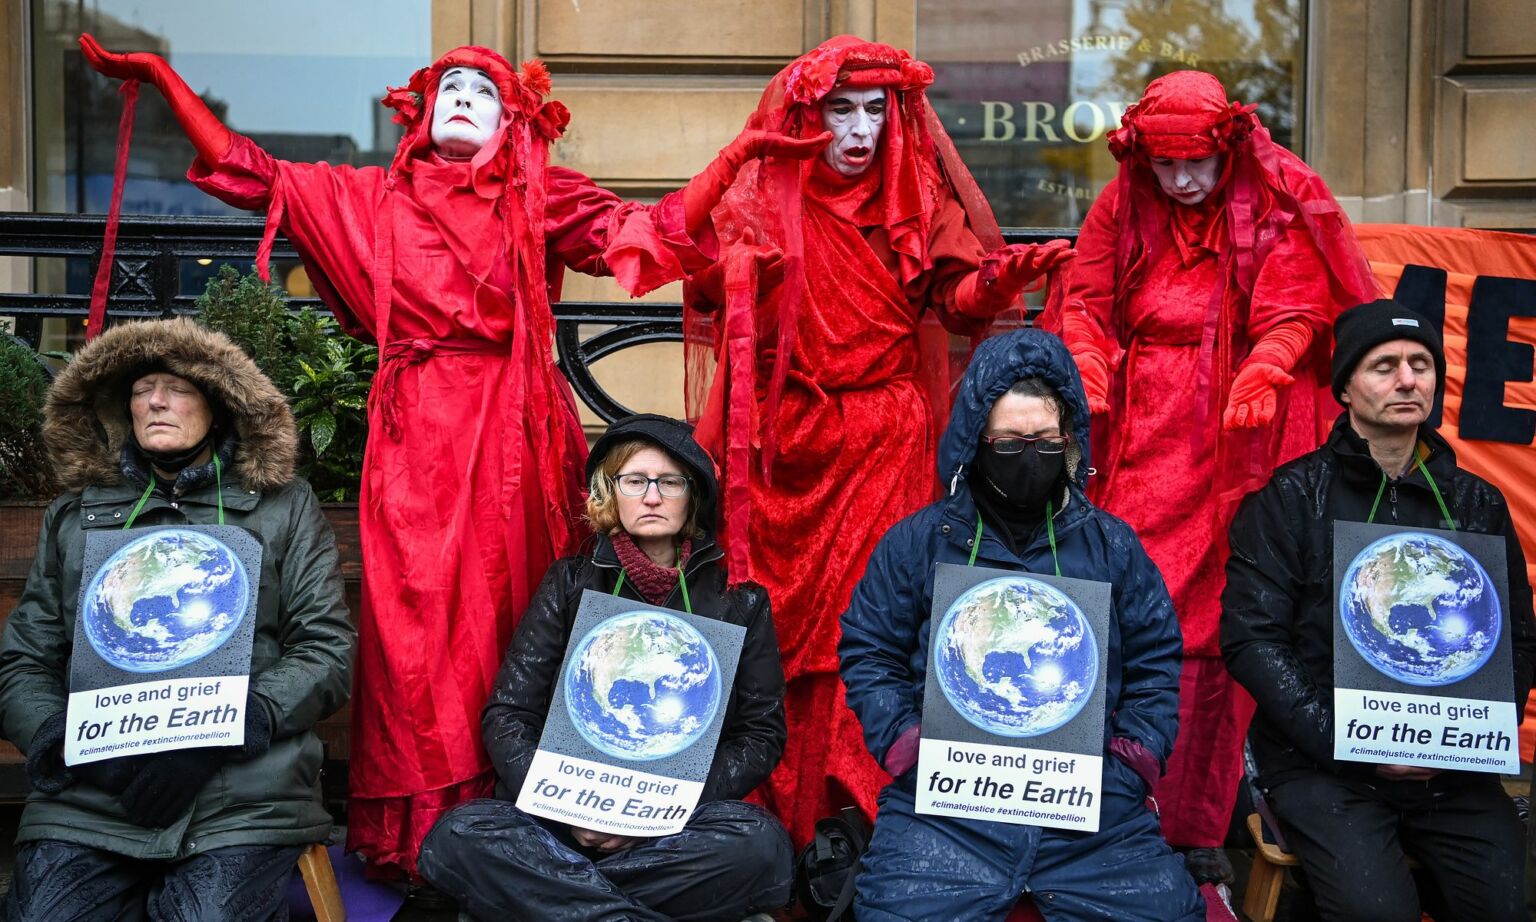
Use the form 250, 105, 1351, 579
839, 330, 1203, 920
418, 414, 792, 921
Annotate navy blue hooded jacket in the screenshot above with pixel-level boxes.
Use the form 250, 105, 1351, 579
838, 329, 1183, 794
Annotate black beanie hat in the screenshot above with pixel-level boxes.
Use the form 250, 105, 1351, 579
585, 414, 718, 523
1331, 299, 1445, 403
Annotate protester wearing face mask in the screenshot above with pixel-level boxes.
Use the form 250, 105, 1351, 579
681, 34, 1075, 848
839, 329, 1204, 920
1038, 70, 1379, 882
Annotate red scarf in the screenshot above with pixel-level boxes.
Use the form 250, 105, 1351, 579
611, 532, 693, 606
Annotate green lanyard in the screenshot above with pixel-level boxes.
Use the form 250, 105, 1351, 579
1366, 450, 1455, 530
969, 501, 1062, 577
611, 549, 693, 614
122, 454, 225, 529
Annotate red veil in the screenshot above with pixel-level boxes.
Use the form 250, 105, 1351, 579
684, 36, 1014, 582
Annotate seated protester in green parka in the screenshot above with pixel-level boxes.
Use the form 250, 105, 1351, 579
0, 318, 355, 921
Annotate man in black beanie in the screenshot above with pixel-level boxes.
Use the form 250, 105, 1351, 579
1220, 298, 1536, 921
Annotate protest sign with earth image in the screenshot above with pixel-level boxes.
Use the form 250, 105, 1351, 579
917, 563, 1111, 832
65, 525, 262, 765
1333, 521, 1519, 772
517, 591, 745, 836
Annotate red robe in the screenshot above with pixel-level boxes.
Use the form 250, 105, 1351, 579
711, 163, 993, 845
191, 135, 710, 874
1051, 176, 1347, 847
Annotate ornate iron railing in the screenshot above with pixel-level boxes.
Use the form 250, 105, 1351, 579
0, 212, 1076, 422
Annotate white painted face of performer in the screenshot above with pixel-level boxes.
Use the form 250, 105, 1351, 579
430, 66, 503, 159
820, 86, 888, 177
1149, 155, 1223, 206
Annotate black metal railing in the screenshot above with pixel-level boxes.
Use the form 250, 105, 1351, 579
0, 212, 1076, 422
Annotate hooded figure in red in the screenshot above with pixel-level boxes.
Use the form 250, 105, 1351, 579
79, 35, 819, 878
1040, 71, 1377, 863
684, 36, 1073, 844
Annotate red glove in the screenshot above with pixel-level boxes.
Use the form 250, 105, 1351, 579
682, 129, 831, 236
1059, 308, 1113, 414
954, 240, 1075, 319
1222, 362, 1293, 430
1221, 318, 1314, 431
995, 239, 1076, 292
79, 33, 231, 162
686, 228, 785, 310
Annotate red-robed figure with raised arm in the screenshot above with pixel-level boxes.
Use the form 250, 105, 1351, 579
685, 36, 1074, 844
80, 34, 822, 878
1040, 71, 1377, 876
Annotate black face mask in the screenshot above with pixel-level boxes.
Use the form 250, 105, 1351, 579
975, 442, 1065, 512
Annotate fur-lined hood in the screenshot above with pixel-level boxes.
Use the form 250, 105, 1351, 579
44, 318, 298, 493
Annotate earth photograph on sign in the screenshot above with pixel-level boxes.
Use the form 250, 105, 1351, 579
1339, 530, 1501, 687
1332, 521, 1518, 773
933, 575, 1099, 738
563, 609, 724, 762
83, 528, 251, 674
517, 591, 745, 838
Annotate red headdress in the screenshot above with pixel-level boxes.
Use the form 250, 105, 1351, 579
685, 36, 1008, 582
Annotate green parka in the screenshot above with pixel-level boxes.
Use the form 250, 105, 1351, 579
0, 318, 354, 860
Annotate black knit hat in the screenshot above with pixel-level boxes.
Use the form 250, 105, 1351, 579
585, 414, 718, 522
1331, 299, 1445, 403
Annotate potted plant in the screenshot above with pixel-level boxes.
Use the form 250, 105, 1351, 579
0, 334, 56, 621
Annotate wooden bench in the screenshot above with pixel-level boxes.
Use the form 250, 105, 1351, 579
298, 842, 346, 922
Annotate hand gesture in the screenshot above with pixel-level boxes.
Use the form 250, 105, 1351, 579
994, 239, 1076, 292
738, 129, 832, 163
1222, 362, 1294, 430
79, 33, 167, 84
1071, 346, 1112, 415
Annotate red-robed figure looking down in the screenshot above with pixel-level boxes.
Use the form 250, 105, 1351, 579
1040, 71, 1377, 876
79, 34, 823, 878
685, 35, 1074, 844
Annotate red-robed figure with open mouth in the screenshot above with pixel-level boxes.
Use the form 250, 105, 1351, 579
685, 36, 1074, 844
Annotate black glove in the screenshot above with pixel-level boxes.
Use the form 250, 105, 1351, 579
72, 755, 146, 795
23, 713, 70, 795
119, 748, 227, 828
235, 693, 273, 762
118, 694, 273, 828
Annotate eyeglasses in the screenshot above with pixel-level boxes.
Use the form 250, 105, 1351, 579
615, 473, 691, 498
979, 434, 1070, 455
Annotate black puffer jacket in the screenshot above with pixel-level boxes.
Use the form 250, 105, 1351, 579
1222, 414, 1536, 783
482, 534, 784, 805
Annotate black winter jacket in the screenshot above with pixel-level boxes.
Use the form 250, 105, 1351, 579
1221, 414, 1536, 783
482, 534, 786, 806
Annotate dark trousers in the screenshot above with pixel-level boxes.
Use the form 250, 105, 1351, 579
853, 779, 1205, 922
1265, 769, 1524, 922
3, 839, 304, 922
419, 798, 793, 922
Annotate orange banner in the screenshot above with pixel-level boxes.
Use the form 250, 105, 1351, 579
1356, 224, 1536, 761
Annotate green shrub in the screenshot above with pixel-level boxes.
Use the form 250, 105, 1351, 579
196, 266, 375, 501
0, 334, 56, 498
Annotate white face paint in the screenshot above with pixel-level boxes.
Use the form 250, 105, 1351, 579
430, 67, 502, 159
820, 87, 887, 177
1148, 155, 1223, 205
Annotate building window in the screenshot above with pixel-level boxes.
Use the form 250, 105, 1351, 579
917, 0, 1305, 229
31, 0, 430, 217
